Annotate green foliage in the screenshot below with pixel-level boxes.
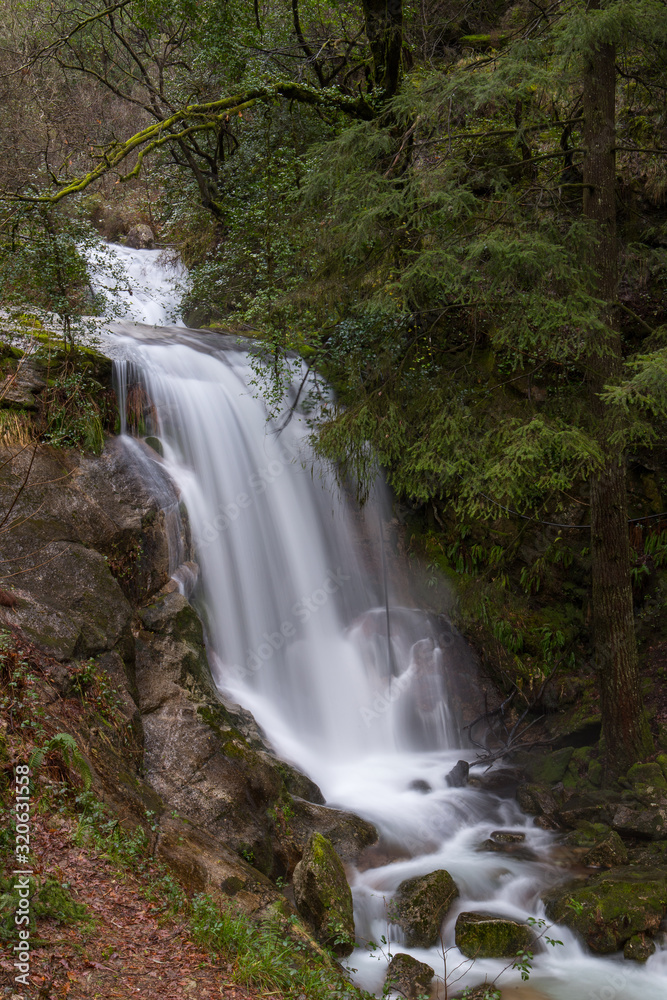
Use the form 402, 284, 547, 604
0, 632, 46, 738
29, 733, 93, 791
0, 875, 89, 940
189, 895, 368, 1000
39, 367, 106, 453
0, 206, 105, 343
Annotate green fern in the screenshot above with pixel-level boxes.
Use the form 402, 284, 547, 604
28, 733, 92, 791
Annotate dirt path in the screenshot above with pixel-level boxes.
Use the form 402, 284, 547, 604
1, 812, 265, 1000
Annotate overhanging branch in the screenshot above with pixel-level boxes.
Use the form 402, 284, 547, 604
4, 83, 375, 205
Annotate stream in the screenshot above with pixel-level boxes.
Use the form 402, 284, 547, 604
93, 246, 667, 1000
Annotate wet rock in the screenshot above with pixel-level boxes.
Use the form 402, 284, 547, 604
445, 759, 469, 788
356, 843, 411, 872
455, 911, 535, 959
125, 223, 155, 249
392, 869, 459, 947
385, 953, 434, 999
490, 830, 525, 843
516, 783, 560, 817
582, 831, 629, 869
477, 839, 538, 862
543, 866, 667, 954
408, 779, 432, 794
623, 933, 656, 962
467, 767, 522, 797
292, 832, 354, 957
136, 592, 375, 878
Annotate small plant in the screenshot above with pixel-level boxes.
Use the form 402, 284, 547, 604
29, 733, 92, 791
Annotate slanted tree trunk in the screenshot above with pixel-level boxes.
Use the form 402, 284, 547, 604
582, 26, 653, 776
361, 0, 403, 97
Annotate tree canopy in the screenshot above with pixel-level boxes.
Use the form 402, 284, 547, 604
3, 0, 667, 775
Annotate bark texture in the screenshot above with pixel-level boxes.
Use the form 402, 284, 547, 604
583, 30, 653, 775
361, 0, 403, 96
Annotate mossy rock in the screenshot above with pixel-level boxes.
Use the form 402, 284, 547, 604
512, 746, 574, 784
139, 592, 205, 648
582, 830, 628, 869
455, 911, 535, 959
627, 762, 667, 793
611, 801, 667, 840
385, 953, 434, 999
543, 866, 667, 953
624, 933, 656, 962
292, 833, 355, 957
392, 869, 459, 947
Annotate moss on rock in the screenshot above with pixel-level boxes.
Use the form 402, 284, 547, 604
292, 832, 355, 957
392, 869, 459, 947
543, 866, 667, 953
454, 911, 535, 959
385, 953, 434, 999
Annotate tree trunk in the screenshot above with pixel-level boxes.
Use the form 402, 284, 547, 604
361, 0, 403, 97
583, 27, 653, 775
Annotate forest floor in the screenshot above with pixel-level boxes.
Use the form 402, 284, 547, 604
0, 809, 264, 1000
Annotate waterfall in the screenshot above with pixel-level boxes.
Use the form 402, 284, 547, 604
95, 247, 667, 1000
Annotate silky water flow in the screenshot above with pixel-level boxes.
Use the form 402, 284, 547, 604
93, 246, 667, 1000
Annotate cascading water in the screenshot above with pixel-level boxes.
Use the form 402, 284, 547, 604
95, 247, 667, 1000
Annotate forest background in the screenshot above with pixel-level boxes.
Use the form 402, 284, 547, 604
2, 0, 667, 779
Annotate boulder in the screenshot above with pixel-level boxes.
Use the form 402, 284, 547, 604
125, 224, 155, 249
623, 933, 656, 962
385, 953, 434, 999
467, 767, 522, 797
445, 759, 469, 787
516, 783, 560, 818
490, 830, 525, 843
477, 839, 538, 862
627, 762, 667, 793
582, 831, 628, 869
392, 869, 459, 947
512, 747, 574, 785
135, 592, 375, 879
543, 866, 667, 954
454, 911, 535, 959
408, 779, 432, 794
292, 833, 355, 956
612, 802, 667, 840
0, 358, 45, 409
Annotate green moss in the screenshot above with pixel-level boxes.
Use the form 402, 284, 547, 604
293, 833, 355, 957
392, 869, 459, 948
544, 867, 667, 953
627, 762, 667, 792
455, 911, 535, 958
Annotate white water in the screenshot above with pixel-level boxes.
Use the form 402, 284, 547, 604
98, 247, 667, 1000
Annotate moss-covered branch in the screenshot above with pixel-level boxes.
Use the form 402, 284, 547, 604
5, 83, 375, 205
